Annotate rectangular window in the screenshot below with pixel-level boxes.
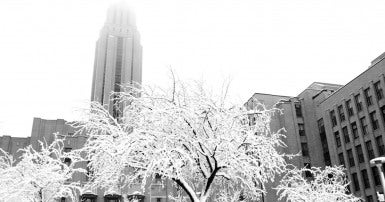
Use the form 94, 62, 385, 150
342, 126, 350, 143
355, 94, 363, 112
105, 197, 120, 202
374, 81, 384, 100
370, 111, 379, 131
86, 161, 94, 181
330, 110, 337, 127
295, 103, 302, 117
352, 173, 360, 191
338, 153, 345, 167
346, 100, 354, 117
364, 88, 373, 106
298, 123, 305, 136
318, 118, 331, 166
338, 105, 345, 122
361, 169, 370, 189
348, 149, 355, 167
366, 141, 375, 160
64, 158, 71, 166
82, 196, 96, 202
351, 122, 358, 139
335, 131, 341, 147
372, 167, 381, 185
376, 136, 385, 155
64, 147, 72, 153
301, 143, 309, 156
360, 117, 368, 135
155, 173, 162, 184
367, 195, 373, 202
304, 163, 312, 177
356, 145, 364, 163
382, 106, 385, 125
318, 118, 325, 134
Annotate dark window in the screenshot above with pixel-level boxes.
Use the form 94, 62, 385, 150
82, 196, 97, 202
105, 193, 121, 202
338, 153, 345, 167
63, 148, 72, 166
374, 81, 384, 100
355, 94, 363, 112
295, 103, 302, 117
318, 118, 325, 134
367, 195, 373, 202
304, 163, 312, 177
338, 105, 345, 122
366, 141, 375, 160
335, 131, 341, 147
372, 167, 381, 186
356, 145, 364, 163
318, 118, 331, 166
376, 136, 385, 155
361, 169, 370, 189
360, 117, 368, 135
105, 198, 120, 202
156, 198, 161, 202
61, 197, 66, 202
351, 122, 358, 139
155, 173, 162, 183
381, 106, 385, 124
370, 111, 379, 131
352, 173, 360, 191
342, 127, 350, 143
301, 143, 309, 156
298, 123, 305, 136
324, 151, 331, 166
86, 161, 94, 181
346, 100, 354, 117
330, 110, 337, 127
348, 149, 355, 167
64, 158, 71, 166
346, 185, 351, 194
364, 88, 373, 106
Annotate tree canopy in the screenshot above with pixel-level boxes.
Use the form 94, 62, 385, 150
75, 81, 290, 201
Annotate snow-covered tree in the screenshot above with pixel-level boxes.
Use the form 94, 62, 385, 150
75, 80, 290, 202
0, 135, 85, 202
276, 166, 362, 202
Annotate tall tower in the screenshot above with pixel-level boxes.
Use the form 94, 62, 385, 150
91, 2, 142, 116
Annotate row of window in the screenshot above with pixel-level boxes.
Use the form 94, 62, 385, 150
317, 118, 331, 166
350, 167, 382, 195
338, 137, 384, 168
333, 111, 382, 149
330, 80, 384, 127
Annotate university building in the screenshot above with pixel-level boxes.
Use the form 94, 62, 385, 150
1, 1, 385, 202
247, 52, 385, 202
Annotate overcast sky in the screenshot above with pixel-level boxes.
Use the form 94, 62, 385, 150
0, 0, 385, 137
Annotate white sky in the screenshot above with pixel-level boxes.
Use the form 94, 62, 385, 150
0, 0, 385, 137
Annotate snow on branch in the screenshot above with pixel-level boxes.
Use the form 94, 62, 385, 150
276, 166, 362, 202
74, 80, 290, 202
0, 134, 86, 202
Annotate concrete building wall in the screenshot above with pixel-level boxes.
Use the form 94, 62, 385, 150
316, 54, 385, 202
246, 93, 310, 202
0, 135, 30, 160
297, 82, 343, 168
